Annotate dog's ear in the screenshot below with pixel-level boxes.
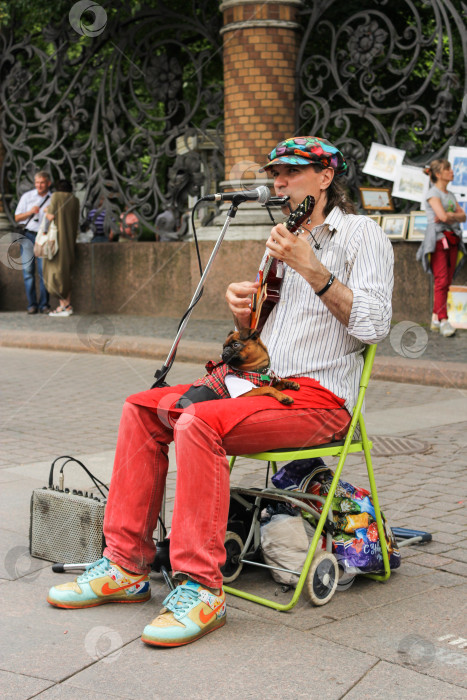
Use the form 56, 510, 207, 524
224, 330, 236, 343
249, 330, 260, 341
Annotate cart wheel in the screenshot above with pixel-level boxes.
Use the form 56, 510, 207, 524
306, 551, 338, 606
221, 531, 244, 583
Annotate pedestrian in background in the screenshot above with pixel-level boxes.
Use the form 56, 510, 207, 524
417, 158, 466, 337
43, 179, 80, 317
118, 203, 140, 241
86, 197, 108, 242
14, 171, 52, 314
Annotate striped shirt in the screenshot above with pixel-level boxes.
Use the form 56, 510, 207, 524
260, 206, 394, 412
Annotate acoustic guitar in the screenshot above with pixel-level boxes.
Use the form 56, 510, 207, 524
250, 195, 315, 332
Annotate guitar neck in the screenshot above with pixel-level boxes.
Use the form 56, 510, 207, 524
250, 195, 316, 331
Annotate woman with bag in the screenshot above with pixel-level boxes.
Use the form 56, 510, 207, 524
43, 180, 80, 317
416, 159, 466, 337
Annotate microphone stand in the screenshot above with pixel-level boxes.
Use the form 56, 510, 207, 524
152, 198, 242, 388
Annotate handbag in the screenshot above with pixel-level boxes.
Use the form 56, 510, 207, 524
34, 218, 59, 260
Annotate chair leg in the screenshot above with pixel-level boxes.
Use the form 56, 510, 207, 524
359, 415, 391, 582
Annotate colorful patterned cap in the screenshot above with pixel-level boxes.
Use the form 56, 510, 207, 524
260, 136, 347, 176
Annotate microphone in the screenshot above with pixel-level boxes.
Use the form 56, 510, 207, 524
202, 185, 271, 204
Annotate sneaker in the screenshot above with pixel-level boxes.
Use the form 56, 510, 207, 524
49, 304, 73, 317
440, 320, 456, 337
27, 306, 38, 315
47, 557, 151, 609
39, 306, 51, 314
430, 319, 440, 332
141, 580, 226, 647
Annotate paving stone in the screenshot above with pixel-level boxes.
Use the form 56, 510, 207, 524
0, 670, 54, 700
313, 584, 467, 689
0, 529, 50, 581
408, 553, 454, 569
441, 511, 467, 525
20, 685, 123, 699
408, 542, 456, 556
433, 531, 464, 545
442, 548, 467, 564
45, 613, 379, 700
343, 659, 467, 700
439, 560, 467, 577
0, 568, 168, 682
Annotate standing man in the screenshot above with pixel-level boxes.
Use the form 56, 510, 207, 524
14, 171, 52, 314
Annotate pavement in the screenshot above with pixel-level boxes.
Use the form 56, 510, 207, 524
0, 312, 467, 699
0, 310, 466, 389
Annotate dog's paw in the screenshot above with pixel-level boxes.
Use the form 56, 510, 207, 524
280, 395, 294, 405
283, 380, 300, 391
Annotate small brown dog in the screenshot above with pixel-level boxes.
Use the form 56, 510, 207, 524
176, 329, 300, 407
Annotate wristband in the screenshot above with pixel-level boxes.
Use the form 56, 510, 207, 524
315, 273, 335, 297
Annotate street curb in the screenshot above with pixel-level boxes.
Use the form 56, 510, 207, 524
0, 330, 219, 364
1, 329, 467, 389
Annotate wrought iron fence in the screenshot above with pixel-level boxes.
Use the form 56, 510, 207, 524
296, 0, 467, 211
1, 0, 466, 230
0, 0, 224, 239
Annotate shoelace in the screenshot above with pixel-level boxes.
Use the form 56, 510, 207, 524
77, 557, 109, 583
163, 584, 199, 619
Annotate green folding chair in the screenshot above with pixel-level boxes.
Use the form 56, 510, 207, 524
225, 343, 391, 611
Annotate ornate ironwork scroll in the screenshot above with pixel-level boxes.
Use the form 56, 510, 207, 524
0, 0, 224, 239
296, 0, 467, 210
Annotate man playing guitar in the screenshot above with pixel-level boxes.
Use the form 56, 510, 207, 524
47, 136, 394, 648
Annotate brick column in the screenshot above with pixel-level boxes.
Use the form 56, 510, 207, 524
220, 0, 303, 179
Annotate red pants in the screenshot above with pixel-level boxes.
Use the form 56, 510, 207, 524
431, 239, 458, 320
103, 384, 351, 588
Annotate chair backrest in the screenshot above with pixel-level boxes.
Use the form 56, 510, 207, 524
360, 344, 377, 390
344, 343, 377, 442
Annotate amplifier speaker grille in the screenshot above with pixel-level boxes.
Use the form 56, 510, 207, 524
30, 488, 106, 563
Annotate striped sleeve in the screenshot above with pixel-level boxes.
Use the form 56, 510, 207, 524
347, 219, 394, 343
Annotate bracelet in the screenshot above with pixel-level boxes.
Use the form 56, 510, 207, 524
315, 273, 335, 297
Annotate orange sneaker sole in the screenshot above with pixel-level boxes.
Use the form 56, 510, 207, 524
141, 616, 226, 647
47, 593, 151, 609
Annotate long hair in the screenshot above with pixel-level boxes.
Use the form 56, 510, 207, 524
310, 164, 356, 215
424, 159, 450, 184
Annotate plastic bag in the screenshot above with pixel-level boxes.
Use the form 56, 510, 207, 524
271, 459, 401, 575
260, 512, 316, 586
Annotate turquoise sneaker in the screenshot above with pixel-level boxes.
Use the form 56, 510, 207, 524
141, 580, 226, 647
47, 557, 151, 609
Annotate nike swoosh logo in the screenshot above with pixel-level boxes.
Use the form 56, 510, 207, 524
101, 575, 147, 596
199, 599, 224, 624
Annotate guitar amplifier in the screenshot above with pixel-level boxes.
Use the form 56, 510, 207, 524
30, 488, 106, 563
29, 457, 108, 564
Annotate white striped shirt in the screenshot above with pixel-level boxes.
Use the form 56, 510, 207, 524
260, 206, 394, 412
